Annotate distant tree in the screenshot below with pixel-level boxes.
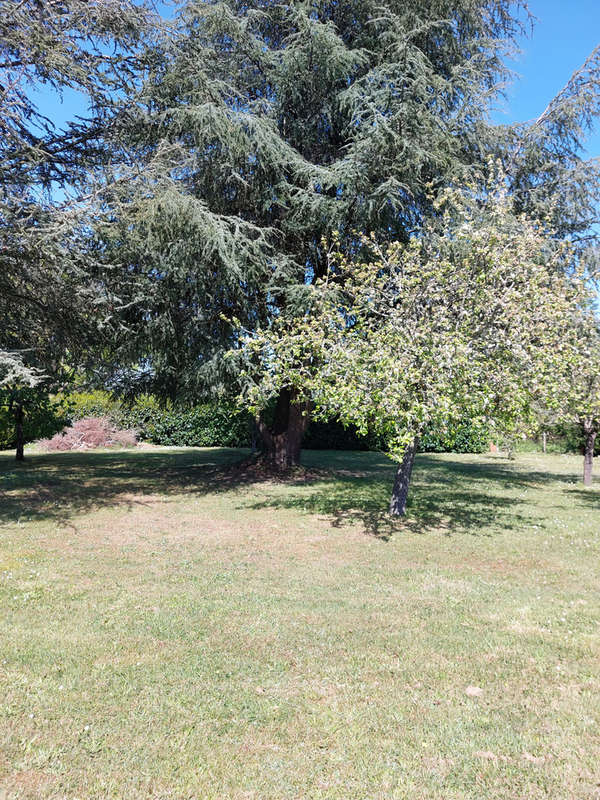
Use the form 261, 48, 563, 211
536, 311, 600, 487
237, 181, 587, 514
97, 0, 533, 469
496, 42, 600, 482
0, 351, 43, 460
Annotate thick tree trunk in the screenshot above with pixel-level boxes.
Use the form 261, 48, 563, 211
257, 388, 311, 471
583, 419, 596, 487
15, 403, 25, 462
389, 438, 418, 517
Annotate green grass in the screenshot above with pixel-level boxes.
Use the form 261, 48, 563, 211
0, 447, 599, 799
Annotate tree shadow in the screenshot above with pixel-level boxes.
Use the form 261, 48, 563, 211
565, 487, 600, 507
244, 453, 574, 539
0, 448, 575, 539
244, 457, 538, 540
0, 448, 252, 527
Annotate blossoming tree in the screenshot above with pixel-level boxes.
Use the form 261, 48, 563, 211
237, 182, 588, 514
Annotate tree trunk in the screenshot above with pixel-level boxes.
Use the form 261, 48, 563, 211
583, 420, 596, 487
389, 438, 418, 517
15, 403, 25, 462
257, 388, 311, 471
542, 431, 547, 454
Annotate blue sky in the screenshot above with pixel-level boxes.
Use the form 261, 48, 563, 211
494, 0, 600, 156
37, 1, 600, 157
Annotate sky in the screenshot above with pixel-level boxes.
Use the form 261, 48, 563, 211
36, 1, 600, 155
493, 0, 600, 156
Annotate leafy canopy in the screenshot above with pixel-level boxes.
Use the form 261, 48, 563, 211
0, 0, 155, 382
237, 177, 590, 460
96, 0, 530, 399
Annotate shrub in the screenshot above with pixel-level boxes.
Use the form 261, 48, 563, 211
67, 391, 117, 421
63, 392, 252, 447
116, 395, 165, 440
303, 417, 489, 453
37, 417, 138, 451
56, 392, 491, 453
302, 418, 382, 450
143, 404, 253, 447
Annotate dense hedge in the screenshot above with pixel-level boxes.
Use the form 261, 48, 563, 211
10, 388, 599, 456
66, 392, 492, 452
67, 392, 253, 447
303, 419, 381, 451
3, 389, 492, 453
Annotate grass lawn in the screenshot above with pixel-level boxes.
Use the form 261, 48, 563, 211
0, 447, 599, 799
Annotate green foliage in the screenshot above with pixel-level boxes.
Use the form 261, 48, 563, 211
304, 417, 489, 454
0, 350, 67, 452
67, 391, 118, 421
61, 391, 492, 453
420, 419, 490, 455
528, 290, 600, 485
518, 424, 600, 456
96, 0, 531, 402
1, 0, 152, 179
64, 391, 252, 448
0, 395, 69, 450
0, 1, 155, 401
502, 44, 600, 245
513, 436, 570, 455
539, 315, 600, 432
302, 419, 380, 451
237, 176, 591, 512
143, 405, 252, 449
240, 180, 584, 458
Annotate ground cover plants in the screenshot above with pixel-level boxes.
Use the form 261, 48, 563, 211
1, 446, 598, 799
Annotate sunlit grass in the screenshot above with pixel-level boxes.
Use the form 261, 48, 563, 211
1, 448, 598, 798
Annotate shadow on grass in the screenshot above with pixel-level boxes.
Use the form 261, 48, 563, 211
0, 448, 574, 538
0, 448, 251, 528
565, 487, 600, 508
245, 455, 567, 539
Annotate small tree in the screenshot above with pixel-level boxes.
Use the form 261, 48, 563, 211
237, 181, 586, 514
0, 352, 45, 460
538, 310, 600, 487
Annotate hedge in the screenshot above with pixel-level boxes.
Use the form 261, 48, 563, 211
67, 392, 253, 448
65, 392, 492, 453
419, 417, 490, 454
3, 389, 493, 454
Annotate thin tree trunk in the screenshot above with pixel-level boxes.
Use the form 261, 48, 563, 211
250, 417, 259, 454
583, 420, 596, 487
542, 431, 547, 454
389, 438, 418, 517
15, 403, 25, 462
257, 388, 311, 471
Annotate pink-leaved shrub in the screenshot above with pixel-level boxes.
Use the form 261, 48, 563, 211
37, 417, 138, 452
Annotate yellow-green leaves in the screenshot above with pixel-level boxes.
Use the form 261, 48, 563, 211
236, 178, 592, 463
